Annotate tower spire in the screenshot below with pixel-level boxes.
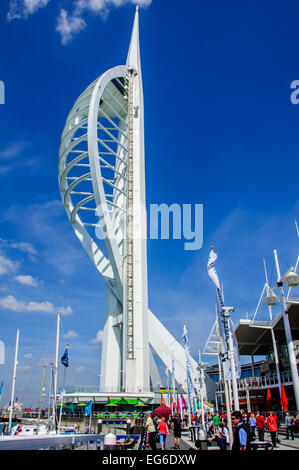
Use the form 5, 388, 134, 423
126, 6, 141, 72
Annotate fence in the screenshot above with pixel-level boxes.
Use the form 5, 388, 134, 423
0, 433, 103, 451
216, 371, 293, 393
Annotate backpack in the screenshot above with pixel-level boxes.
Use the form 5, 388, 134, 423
240, 423, 256, 445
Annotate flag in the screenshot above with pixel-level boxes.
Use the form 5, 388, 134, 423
207, 248, 241, 380
182, 324, 196, 400
266, 389, 272, 411
181, 395, 187, 409
171, 357, 177, 408
177, 395, 181, 414
161, 394, 166, 406
84, 400, 92, 416
61, 346, 69, 367
165, 367, 170, 407
0, 380, 3, 396
280, 386, 288, 412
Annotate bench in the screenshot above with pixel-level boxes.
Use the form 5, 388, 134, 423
250, 441, 273, 451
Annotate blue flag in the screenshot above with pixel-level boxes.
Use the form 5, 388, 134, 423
0, 380, 3, 395
84, 400, 92, 416
61, 347, 69, 367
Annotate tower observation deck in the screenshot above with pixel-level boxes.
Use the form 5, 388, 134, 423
58, 8, 213, 402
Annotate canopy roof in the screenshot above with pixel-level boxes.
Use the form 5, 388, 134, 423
153, 404, 172, 419
235, 301, 299, 356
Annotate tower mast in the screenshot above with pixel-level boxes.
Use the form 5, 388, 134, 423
123, 7, 149, 392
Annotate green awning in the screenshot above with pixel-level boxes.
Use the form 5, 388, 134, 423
108, 398, 138, 404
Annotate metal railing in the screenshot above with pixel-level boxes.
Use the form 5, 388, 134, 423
216, 371, 293, 392
0, 433, 103, 451
63, 385, 159, 394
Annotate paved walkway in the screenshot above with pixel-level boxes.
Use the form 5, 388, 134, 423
146, 430, 195, 451
177, 430, 299, 451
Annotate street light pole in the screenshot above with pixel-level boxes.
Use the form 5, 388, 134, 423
263, 259, 282, 399
223, 308, 240, 411
273, 249, 299, 411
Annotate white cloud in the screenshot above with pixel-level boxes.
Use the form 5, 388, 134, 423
56, 8, 86, 45
91, 329, 103, 343
17, 364, 31, 371
24, 353, 33, 359
0, 255, 18, 276
15, 275, 38, 287
0, 295, 73, 315
56, 0, 153, 44
7, 0, 51, 21
62, 330, 78, 339
0, 239, 36, 256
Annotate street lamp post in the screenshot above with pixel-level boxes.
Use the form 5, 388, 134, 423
263, 259, 283, 401
273, 249, 299, 411
223, 307, 240, 411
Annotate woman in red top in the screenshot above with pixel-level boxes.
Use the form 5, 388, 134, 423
255, 412, 265, 441
158, 417, 169, 450
266, 411, 278, 448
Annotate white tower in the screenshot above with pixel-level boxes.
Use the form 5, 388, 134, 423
58, 8, 213, 401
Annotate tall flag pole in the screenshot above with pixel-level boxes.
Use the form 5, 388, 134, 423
182, 324, 197, 410
182, 325, 195, 425
171, 355, 177, 412
165, 367, 170, 407
207, 247, 240, 411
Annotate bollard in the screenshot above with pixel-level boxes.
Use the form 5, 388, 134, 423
104, 432, 117, 450
97, 419, 102, 433
126, 419, 132, 435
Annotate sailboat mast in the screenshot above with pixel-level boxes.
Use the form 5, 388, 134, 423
8, 328, 19, 434
53, 313, 60, 422
38, 364, 46, 425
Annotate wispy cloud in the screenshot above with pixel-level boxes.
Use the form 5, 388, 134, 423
24, 353, 33, 359
7, 0, 51, 21
15, 275, 39, 287
17, 364, 32, 371
0, 294, 72, 315
91, 329, 103, 343
0, 254, 19, 276
0, 142, 37, 176
56, 0, 153, 44
62, 330, 78, 339
0, 239, 36, 256
56, 8, 86, 45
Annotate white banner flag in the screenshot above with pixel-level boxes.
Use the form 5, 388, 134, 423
207, 248, 241, 381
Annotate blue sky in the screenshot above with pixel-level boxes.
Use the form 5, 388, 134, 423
0, 0, 298, 407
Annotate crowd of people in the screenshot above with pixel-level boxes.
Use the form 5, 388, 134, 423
145, 409, 298, 451
145, 412, 183, 451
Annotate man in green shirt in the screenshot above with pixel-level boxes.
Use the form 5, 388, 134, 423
213, 413, 220, 432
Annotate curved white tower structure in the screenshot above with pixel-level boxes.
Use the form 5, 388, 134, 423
58, 9, 213, 401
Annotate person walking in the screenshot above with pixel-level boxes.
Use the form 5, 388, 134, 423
145, 413, 157, 451
284, 413, 295, 440
173, 412, 182, 449
231, 410, 251, 451
157, 416, 169, 451
266, 411, 278, 448
255, 412, 265, 441
249, 413, 256, 437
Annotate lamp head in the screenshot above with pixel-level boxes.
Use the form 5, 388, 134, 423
262, 286, 279, 306
282, 271, 299, 287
